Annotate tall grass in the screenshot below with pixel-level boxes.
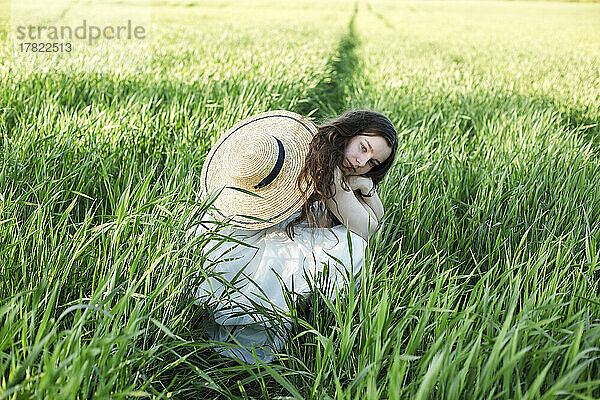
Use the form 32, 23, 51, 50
1, 0, 599, 398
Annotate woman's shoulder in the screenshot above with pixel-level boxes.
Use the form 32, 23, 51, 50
325, 168, 359, 216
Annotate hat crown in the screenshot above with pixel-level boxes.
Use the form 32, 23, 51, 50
226, 132, 280, 189
200, 110, 317, 230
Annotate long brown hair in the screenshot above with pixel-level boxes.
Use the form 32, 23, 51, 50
285, 109, 398, 240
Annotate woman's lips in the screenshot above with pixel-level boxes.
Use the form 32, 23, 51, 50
346, 159, 355, 171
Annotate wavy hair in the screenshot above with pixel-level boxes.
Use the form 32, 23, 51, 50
285, 109, 398, 240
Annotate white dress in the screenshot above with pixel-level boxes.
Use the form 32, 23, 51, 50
186, 203, 367, 364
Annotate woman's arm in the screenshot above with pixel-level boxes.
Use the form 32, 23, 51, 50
355, 189, 384, 222
325, 167, 379, 242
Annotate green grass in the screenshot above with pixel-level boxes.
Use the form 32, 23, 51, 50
1, 0, 600, 398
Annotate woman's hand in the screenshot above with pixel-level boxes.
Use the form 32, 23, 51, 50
345, 175, 373, 194
334, 167, 373, 194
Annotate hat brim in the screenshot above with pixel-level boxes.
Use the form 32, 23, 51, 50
200, 110, 317, 230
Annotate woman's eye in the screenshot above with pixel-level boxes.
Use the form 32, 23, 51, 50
361, 144, 366, 152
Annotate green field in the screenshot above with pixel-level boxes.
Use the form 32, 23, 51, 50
1, 0, 600, 398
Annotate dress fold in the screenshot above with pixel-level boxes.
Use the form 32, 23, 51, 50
187, 203, 367, 363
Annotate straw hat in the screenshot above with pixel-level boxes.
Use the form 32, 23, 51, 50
200, 110, 317, 230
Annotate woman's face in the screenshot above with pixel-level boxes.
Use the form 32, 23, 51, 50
342, 134, 392, 176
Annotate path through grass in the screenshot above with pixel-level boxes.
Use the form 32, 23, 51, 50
1, 0, 599, 398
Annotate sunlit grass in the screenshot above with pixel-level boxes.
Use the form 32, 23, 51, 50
1, 0, 599, 398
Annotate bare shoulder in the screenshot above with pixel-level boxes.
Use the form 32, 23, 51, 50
325, 167, 370, 229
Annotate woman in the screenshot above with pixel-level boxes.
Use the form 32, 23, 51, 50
187, 109, 398, 363
286, 109, 396, 242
